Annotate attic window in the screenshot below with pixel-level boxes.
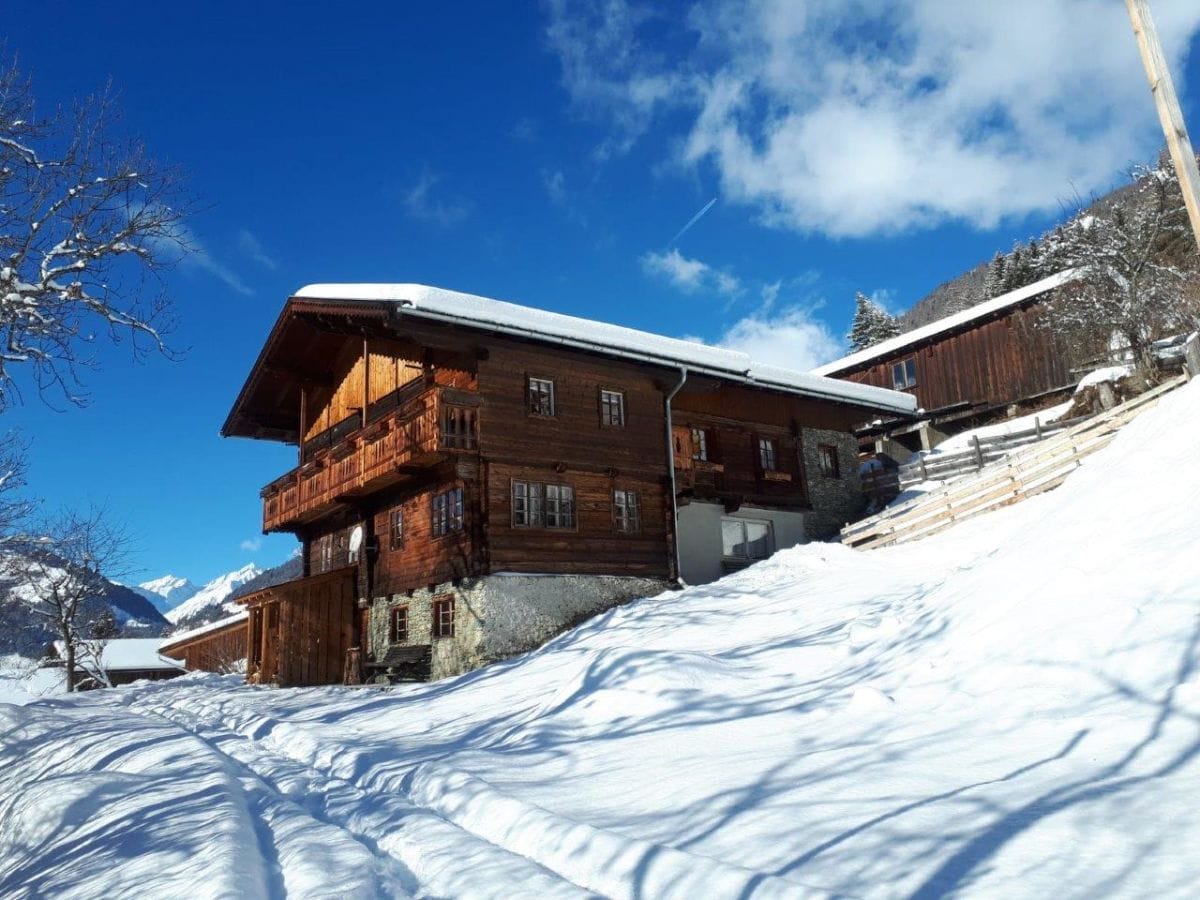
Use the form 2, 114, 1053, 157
892, 358, 917, 390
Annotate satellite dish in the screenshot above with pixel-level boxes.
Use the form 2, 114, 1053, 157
348, 526, 364, 559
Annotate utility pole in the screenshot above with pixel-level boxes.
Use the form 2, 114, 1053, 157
1125, 0, 1200, 253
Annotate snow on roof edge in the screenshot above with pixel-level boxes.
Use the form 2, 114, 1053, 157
160, 611, 249, 649
53, 638, 186, 672
811, 270, 1078, 377
293, 283, 917, 415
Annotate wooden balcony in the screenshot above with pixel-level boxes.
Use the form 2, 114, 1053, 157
261, 386, 478, 532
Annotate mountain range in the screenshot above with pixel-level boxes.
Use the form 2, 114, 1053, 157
134, 564, 264, 632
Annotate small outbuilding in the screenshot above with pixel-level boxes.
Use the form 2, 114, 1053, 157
159, 612, 249, 674
49, 638, 187, 689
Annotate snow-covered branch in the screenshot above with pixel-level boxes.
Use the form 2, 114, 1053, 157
0, 56, 190, 410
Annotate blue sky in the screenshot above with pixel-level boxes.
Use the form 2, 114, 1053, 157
5, 0, 1200, 585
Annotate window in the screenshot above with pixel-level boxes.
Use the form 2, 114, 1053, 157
432, 487, 464, 537
528, 376, 555, 416
613, 490, 640, 533
691, 428, 708, 462
599, 389, 625, 426
721, 518, 775, 563
758, 437, 778, 472
512, 481, 575, 528
388, 606, 409, 644
892, 357, 917, 390
817, 444, 841, 479
317, 534, 332, 573
432, 596, 455, 639
389, 508, 404, 551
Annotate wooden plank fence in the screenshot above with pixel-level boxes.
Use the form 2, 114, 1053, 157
861, 412, 1091, 502
843, 373, 1189, 550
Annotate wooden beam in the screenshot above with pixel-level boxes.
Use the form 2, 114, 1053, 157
362, 338, 370, 429
1126, 0, 1200, 253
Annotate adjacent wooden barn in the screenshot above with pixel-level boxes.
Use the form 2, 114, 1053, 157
813, 272, 1078, 437
159, 613, 249, 674
223, 283, 915, 685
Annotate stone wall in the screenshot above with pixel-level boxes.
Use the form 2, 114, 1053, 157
367, 573, 668, 680
802, 428, 865, 539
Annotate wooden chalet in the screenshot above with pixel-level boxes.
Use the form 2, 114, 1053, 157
222, 283, 914, 685
812, 271, 1078, 449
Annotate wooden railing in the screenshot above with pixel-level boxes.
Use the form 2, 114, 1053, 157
262, 386, 478, 532
861, 413, 1091, 503
842, 373, 1189, 550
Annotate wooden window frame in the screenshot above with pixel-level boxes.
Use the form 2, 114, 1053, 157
432, 596, 455, 640
432, 486, 465, 537
758, 437, 778, 473
817, 444, 841, 479
389, 507, 404, 551
891, 357, 917, 390
527, 376, 556, 417
388, 605, 409, 644
511, 480, 575, 529
599, 388, 626, 427
613, 489, 641, 534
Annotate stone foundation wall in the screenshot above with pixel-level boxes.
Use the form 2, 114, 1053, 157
367, 573, 668, 680
802, 428, 865, 539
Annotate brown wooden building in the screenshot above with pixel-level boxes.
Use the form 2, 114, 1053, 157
813, 271, 1078, 445
159, 613, 250, 674
222, 283, 914, 685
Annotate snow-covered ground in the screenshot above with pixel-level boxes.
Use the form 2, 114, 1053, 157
3, 381, 1200, 898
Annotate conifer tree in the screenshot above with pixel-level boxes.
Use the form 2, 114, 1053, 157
848, 292, 901, 351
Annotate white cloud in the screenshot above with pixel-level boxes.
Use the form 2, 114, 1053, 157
542, 169, 567, 205
543, 0, 1200, 236
237, 230, 278, 270
239, 537, 262, 553
147, 219, 253, 296
404, 170, 471, 228
641, 248, 741, 295
709, 306, 843, 370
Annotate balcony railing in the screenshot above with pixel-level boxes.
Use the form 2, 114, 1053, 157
262, 386, 478, 532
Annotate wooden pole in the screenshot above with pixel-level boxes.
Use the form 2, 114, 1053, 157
1125, 0, 1200, 253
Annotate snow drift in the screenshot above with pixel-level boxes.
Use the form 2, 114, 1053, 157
3, 380, 1200, 898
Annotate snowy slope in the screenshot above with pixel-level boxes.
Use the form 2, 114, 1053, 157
165, 564, 262, 627
4, 381, 1200, 897
133, 574, 200, 613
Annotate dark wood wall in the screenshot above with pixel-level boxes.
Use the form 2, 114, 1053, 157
838, 304, 1072, 413
246, 568, 356, 686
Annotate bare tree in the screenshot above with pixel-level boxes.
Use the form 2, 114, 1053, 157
0, 429, 32, 539
4, 507, 130, 691
1, 54, 189, 409
1047, 158, 1197, 374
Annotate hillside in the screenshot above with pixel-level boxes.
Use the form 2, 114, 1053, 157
2, 378, 1199, 897
0, 558, 169, 656
165, 564, 263, 630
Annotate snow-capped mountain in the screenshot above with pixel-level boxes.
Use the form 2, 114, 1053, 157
132, 575, 200, 614
166, 564, 263, 628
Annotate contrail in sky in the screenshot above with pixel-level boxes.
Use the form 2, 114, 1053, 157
668, 197, 717, 247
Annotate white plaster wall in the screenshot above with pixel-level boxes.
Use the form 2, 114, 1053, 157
477, 574, 667, 662
677, 501, 809, 585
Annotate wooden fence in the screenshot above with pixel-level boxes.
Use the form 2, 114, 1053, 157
861, 413, 1091, 502
843, 373, 1189, 550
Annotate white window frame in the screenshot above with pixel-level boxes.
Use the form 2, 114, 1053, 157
528, 376, 556, 416
892, 357, 917, 390
613, 490, 640, 533
721, 517, 775, 563
599, 389, 625, 426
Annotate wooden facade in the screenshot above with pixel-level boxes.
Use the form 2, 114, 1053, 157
160, 616, 249, 673
223, 288, 909, 686
821, 298, 1074, 419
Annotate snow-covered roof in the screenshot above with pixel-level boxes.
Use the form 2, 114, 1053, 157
160, 611, 248, 651
293, 283, 917, 415
811, 270, 1078, 377
53, 638, 186, 672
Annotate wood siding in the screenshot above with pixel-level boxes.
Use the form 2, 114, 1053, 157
161, 619, 248, 673
243, 568, 357, 687
838, 304, 1072, 413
